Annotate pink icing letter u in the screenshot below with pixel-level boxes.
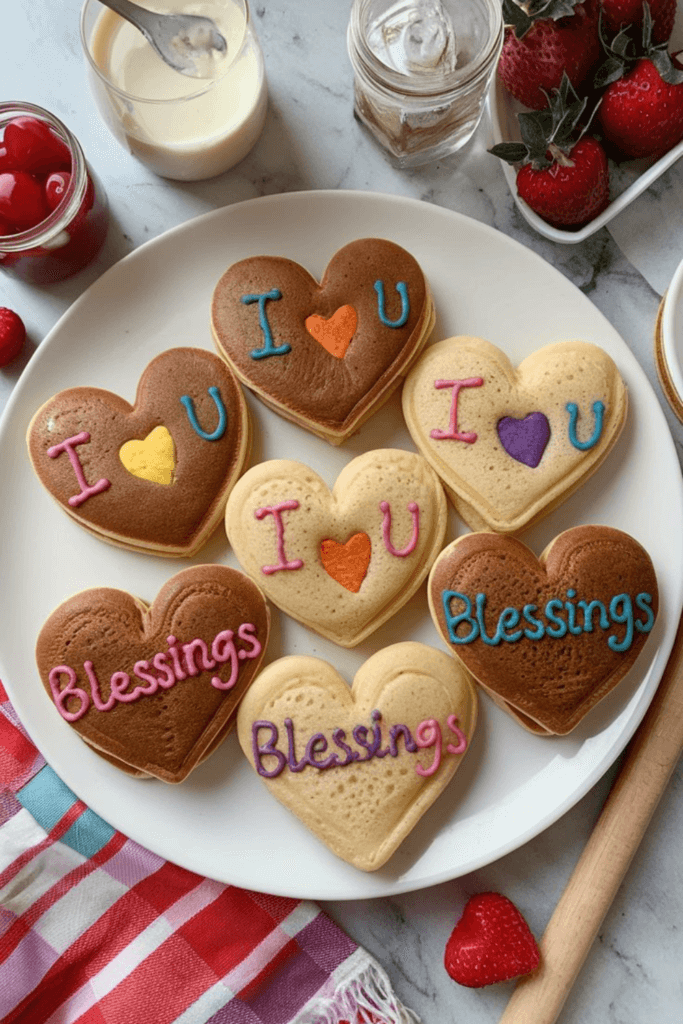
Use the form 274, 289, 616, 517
379, 501, 420, 557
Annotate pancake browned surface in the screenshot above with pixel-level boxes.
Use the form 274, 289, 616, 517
237, 643, 477, 871
36, 565, 270, 783
225, 449, 447, 647
403, 337, 627, 533
211, 238, 434, 444
27, 347, 250, 557
428, 527, 658, 735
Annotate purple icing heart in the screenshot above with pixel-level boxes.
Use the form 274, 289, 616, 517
497, 413, 551, 468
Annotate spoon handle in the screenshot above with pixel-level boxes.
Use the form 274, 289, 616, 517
98, 0, 158, 43
498, 612, 683, 1024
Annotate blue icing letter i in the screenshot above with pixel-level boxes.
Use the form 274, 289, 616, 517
242, 289, 291, 359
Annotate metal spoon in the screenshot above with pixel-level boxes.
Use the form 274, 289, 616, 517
100, 0, 227, 77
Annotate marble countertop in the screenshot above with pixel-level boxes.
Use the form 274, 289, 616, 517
3, 1, 683, 1022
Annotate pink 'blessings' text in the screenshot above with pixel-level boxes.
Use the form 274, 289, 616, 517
48, 624, 262, 722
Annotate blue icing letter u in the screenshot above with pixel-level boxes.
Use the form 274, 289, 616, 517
566, 400, 605, 450
180, 386, 227, 441
374, 280, 409, 328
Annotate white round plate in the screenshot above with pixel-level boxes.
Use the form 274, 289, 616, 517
0, 191, 680, 900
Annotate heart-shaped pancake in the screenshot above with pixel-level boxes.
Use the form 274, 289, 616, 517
236, 643, 477, 871
27, 348, 250, 556
211, 238, 434, 444
225, 449, 447, 647
36, 565, 270, 783
428, 526, 658, 735
402, 337, 627, 533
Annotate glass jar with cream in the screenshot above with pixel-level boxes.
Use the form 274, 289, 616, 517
347, 0, 503, 167
80, 0, 268, 181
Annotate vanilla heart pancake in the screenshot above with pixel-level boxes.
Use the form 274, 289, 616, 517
237, 643, 477, 871
225, 449, 447, 647
402, 337, 627, 533
27, 348, 250, 556
36, 565, 270, 783
211, 238, 434, 444
428, 527, 658, 735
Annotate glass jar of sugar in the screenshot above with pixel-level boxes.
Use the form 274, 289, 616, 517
347, 0, 503, 167
80, 0, 267, 181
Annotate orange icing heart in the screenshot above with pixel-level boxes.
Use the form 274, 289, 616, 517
305, 305, 357, 359
320, 533, 371, 592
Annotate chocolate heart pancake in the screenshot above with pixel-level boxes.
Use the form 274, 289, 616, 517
210, 238, 434, 443
27, 347, 250, 556
36, 565, 270, 783
428, 526, 658, 735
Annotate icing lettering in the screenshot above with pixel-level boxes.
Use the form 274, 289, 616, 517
251, 709, 466, 778
415, 719, 442, 777
255, 500, 304, 574
252, 721, 288, 778
380, 500, 420, 557
567, 401, 605, 450
446, 715, 468, 755
180, 386, 227, 441
48, 623, 261, 723
442, 590, 655, 652
430, 378, 484, 443
47, 431, 111, 508
48, 666, 89, 722
374, 280, 409, 328
242, 289, 290, 359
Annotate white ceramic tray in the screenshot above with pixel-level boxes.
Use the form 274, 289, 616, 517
488, 6, 683, 243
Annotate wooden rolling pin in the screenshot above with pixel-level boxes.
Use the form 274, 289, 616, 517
498, 612, 683, 1024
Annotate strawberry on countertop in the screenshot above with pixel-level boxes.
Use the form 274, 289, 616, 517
444, 892, 540, 988
0, 307, 26, 367
498, 0, 601, 109
490, 74, 610, 228
596, 4, 683, 158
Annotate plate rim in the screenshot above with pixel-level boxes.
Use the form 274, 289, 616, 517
1, 188, 681, 900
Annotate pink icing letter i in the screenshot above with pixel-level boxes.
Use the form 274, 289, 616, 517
47, 431, 111, 507
430, 378, 484, 443
254, 500, 304, 574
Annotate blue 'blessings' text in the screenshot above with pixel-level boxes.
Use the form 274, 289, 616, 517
441, 589, 655, 653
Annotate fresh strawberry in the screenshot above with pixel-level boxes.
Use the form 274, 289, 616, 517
0, 308, 26, 367
444, 892, 540, 988
498, 0, 601, 109
600, 0, 675, 44
596, 8, 683, 158
490, 74, 610, 228
515, 136, 609, 225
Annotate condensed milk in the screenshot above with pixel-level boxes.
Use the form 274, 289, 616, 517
81, 0, 267, 180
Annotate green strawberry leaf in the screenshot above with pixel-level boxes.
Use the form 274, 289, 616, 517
594, 56, 627, 88
488, 142, 531, 163
502, 0, 533, 37
518, 110, 553, 160
650, 48, 683, 85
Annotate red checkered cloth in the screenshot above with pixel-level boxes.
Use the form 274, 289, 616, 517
0, 681, 420, 1024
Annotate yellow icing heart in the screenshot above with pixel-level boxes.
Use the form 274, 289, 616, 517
120, 426, 176, 485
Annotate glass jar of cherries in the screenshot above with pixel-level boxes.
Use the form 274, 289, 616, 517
0, 101, 108, 284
